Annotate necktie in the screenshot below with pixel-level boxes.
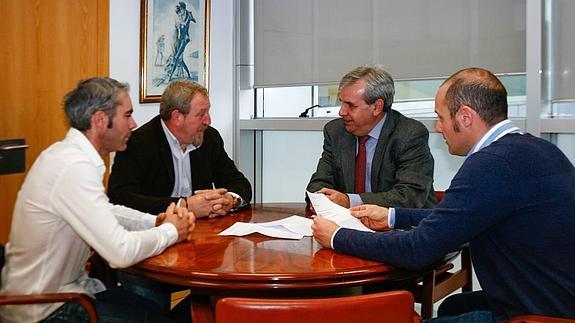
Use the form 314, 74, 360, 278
355, 135, 369, 193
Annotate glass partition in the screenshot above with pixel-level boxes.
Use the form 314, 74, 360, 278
251, 75, 526, 119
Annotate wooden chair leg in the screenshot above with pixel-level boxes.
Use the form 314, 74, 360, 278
415, 248, 473, 319
419, 271, 436, 319
461, 247, 473, 293
190, 294, 214, 323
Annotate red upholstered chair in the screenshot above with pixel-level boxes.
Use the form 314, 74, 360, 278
215, 290, 421, 323
509, 315, 575, 323
0, 244, 98, 323
413, 191, 474, 319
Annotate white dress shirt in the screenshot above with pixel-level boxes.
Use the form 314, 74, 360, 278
160, 120, 246, 208
0, 128, 178, 323
160, 119, 198, 197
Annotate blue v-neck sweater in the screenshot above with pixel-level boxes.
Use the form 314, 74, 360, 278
334, 133, 575, 319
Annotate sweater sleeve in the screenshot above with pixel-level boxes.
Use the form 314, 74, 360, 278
333, 151, 517, 270
393, 208, 432, 229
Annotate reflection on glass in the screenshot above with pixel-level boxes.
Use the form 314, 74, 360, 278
254, 74, 526, 119
552, 101, 575, 117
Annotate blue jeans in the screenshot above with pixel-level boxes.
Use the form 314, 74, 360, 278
116, 271, 181, 311
116, 271, 192, 322
41, 302, 90, 323
42, 287, 177, 323
425, 291, 497, 323
438, 291, 493, 316
424, 311, 496, 323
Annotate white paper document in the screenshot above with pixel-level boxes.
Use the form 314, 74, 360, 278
306, 191, 373, 233
219, 215, 313, 240
218, 191, 372, 240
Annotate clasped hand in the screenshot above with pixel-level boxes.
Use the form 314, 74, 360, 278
156, 202, 195, 242
186, 188, 234, 218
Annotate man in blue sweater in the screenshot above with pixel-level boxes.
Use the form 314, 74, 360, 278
312, 67, 575, 321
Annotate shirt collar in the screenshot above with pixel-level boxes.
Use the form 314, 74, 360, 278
466, 119, 521, 158
65, 128, 106, 176
366, 112, 388, 140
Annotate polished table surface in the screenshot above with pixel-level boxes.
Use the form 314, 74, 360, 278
126, 203, 433, 294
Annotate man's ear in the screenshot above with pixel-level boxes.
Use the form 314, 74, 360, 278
91, 110, 109, 130
170, 109, 182, 125
372, 98, 384, 116
456, 105, 475, 128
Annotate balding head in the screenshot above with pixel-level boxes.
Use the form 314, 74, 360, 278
440, 68, 508, 126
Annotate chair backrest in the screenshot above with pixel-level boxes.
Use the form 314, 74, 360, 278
215, 290, 419, 323
0, 244, 98, 322
0, 244, 5, 273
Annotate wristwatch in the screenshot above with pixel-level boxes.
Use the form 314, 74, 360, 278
232, 195, 242, 209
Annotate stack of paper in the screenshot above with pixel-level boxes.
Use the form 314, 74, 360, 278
218, 191, 373, 239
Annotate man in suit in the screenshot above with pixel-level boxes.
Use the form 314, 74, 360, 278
312, 68, 575, 321
108, 80, 252, 218
107, 80, 251, 311
307, 65, 436, 208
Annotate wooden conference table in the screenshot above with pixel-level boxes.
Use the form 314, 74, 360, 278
126, 203, 449, 322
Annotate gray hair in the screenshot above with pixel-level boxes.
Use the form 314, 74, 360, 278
63, 77, 129, 131
338, 65, 395, 112
159, 80, 208, 120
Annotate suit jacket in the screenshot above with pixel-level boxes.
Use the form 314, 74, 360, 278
108, 116, 252, 215
307, 110, 436, 208
333, 133, 575, 319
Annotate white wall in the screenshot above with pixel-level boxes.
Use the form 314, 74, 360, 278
109, 0, 236, 157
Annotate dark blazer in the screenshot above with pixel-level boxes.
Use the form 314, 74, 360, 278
108, 116, 252, 215
307, 110, 436, 208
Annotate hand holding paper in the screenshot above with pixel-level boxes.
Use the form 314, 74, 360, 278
218, 191, 372, 240
307, 191, 373, 232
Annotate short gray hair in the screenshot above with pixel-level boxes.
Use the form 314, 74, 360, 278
64, 77, 129, 131
159, 80, 208, 120
338, 65, 395, 112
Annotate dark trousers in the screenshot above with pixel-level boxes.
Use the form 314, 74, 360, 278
42, 286, 191, 323
117, 271, 192, 322
423, 291, 497, 323
437, 291, 493, 317
42, 287, 176, 323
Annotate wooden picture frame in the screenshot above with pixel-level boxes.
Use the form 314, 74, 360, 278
139, 0, 210, 103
